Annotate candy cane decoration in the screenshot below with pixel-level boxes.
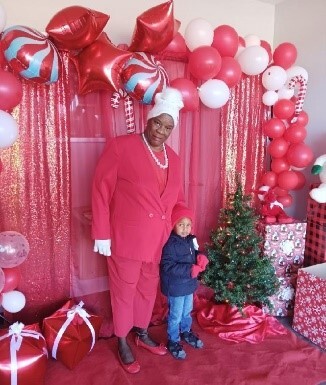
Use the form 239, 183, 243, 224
110, 89, 136, 134
287, 74, 308, 123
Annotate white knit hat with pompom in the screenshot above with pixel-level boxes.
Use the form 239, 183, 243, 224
147, 87, 184, 127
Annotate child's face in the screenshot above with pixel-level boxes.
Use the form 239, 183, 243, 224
174, 217, 192, 238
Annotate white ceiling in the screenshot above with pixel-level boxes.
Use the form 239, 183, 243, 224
257, 0, 287, 4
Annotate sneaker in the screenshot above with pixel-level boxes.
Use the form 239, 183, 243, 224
180, 330, 204, 349
167, 340, 187, 360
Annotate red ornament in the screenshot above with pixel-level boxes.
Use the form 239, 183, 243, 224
46, 6, 109, 51
128, 1, 179, 54
71, 33, 133, 95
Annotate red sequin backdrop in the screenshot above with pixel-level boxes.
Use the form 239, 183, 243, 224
0, 54, 267, 330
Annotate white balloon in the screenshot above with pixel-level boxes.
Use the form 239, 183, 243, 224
286, 65, 308, 82
198, 79, 230, 109
0, 110, 19, 148
277, 87, 295, 100
262, 66, 287, 91
262, 90, 278, 106
2, 290, 26, 313
184, 18, 214, 51
0, 3, 6, 33
236, 46, 269, 76
244, 34, 260, 47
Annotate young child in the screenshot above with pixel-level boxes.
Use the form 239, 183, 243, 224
160, 206, 209, 360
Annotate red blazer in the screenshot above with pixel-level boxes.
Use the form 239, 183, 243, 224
92, 134, 185, 263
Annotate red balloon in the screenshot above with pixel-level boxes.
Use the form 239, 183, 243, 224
188, 46, 222, 80
286, 143, 314, 168
0, 70, 23, 111
214, 56, 242, 88
263, 118, 286, 138
277, 170, 299, 190
260, 171, 277, 187
122, 52, 169, 104
294, 110, 309, 126
267, 138, 289, 158
273, 99, 295, 120
273, 42, 297, 69
283, 123, 307, 143
271, 157, 290, 174
161, 32, 189, 60
46, 6, 109, 50
261, 40, 272, 63
293, 170, 306, 190
238, 36, 245, 47
170, 78, 199, 111
277, 193, 293, 207
128, 1, 179, 53
272, 186, 288, 197
1, 267, 21, 293
212, 25, 239, 57
71, 33, 133, 94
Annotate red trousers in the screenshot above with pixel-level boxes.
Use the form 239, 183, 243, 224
107, 254, 160, 337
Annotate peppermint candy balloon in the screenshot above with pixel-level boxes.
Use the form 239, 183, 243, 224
122, 52, 169, 104
1, 25, 61, 84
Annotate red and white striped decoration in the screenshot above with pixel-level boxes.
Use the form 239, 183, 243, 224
110, 89, 135, 134
287, 74, 308, 122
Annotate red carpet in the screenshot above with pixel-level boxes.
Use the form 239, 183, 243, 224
44, 320, 326, 385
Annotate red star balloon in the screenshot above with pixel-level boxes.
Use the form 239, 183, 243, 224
71, 33, 133, 95
128, 0, 179, 54
46, 6, 109, 51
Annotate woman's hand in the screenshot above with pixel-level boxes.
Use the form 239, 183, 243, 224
94, 239, 111, 256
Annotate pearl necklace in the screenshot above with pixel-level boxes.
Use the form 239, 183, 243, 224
142, 133, 168, 169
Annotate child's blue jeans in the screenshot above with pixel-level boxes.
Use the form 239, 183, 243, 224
167, 294, 193, 342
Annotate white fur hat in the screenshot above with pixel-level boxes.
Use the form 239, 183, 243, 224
147, 87, 184, 127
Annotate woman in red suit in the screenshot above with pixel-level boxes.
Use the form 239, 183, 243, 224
92, 87, 185, 374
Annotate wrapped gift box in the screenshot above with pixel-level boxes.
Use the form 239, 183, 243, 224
0, 322, 48, 385
292, 263, 326, 350
259, 221, 306, 316
42, 300, 103, 369
304, 193, 326, 266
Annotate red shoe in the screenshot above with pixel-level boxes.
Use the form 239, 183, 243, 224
118, 351, 140, 374
135, 336, 167, 356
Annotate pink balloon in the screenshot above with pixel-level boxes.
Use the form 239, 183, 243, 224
277, 170, 299, 190
0, 70, 23, 111
170, 78, 199, 111
188, 46, 222, 80
273, 42, 297, 69
263, 118, 286, 138
267, 138, 289, 158
271, 157, 290, 174
283, 123, 307, 143
1, 267, 22, 292
214, 56, 242, 88
286, 143, 314, 168
260, 171, 277, 187
273, 99, 295, 120
212, 25, 239, 57
0, 231, 30, 268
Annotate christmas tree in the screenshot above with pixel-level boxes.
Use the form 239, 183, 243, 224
203, 179, 279, 312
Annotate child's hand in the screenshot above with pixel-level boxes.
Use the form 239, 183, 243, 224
191, 264, 203, 278
197, 254, 209, 270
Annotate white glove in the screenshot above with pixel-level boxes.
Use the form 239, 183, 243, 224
94, 239, 111, 256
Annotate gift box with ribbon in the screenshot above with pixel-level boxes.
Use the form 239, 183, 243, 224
0, 322, 48, 385
42, 299, 103, 369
